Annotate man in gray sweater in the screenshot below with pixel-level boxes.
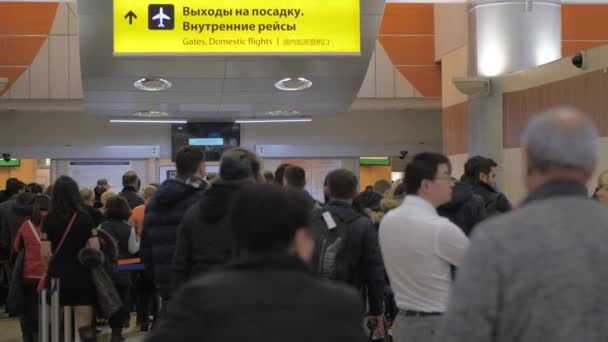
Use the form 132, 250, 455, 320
436, 106, 608, 342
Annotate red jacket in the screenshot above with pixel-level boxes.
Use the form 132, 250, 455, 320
13, 214, 47, 282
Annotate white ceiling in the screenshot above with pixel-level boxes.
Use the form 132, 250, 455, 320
77, 0, 385, 120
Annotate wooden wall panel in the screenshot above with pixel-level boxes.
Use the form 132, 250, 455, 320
360, 165, 392, 192
442, 102, 468, 155
503, 70, 606, 148
601, 72, 608, 137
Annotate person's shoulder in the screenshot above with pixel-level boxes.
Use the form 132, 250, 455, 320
379, 205, 404, 228
354, 212, 374, 227
436, 215, 464, 232
132, 204, 144, 215
76, 210, 95, 225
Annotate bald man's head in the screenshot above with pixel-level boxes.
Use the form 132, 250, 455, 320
522, 106, 599, 176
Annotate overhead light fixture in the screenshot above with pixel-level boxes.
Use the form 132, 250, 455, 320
132, 110, 170, 117
265, 110, 301, 117
452, 77, 491, 96
274, 77, 312, 91
110, 119, 187, 124
133, 77, 172, 91
235, 117, 312, 124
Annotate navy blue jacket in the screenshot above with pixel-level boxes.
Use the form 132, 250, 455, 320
141, 176, 206, 300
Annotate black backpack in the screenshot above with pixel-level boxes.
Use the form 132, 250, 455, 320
310, 209, 360, 282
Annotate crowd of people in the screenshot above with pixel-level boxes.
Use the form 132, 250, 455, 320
0, 106, 607, 342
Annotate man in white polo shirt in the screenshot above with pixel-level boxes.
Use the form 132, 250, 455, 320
379, 152, 469, 342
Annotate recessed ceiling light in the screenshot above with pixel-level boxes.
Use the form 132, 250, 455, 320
110, 119, 187, 124
274, 77, 312, 91
265, 110, 301, 117
133, 78, 172, 91
235, 117, 312, 124
132, 110, 170, 118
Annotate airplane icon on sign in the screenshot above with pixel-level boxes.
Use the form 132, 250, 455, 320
148, 5, 174, 30
152, 7, 171, 28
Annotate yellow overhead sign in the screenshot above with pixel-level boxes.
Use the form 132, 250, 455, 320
113, 0, 361, 55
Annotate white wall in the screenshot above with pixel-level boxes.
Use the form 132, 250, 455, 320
0, 109, 442, 159
0, 111, 172, 156
434, 4, 468, 61
241, 110, 442, 147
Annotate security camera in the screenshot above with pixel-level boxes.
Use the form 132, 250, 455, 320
399, 151, 408, 160
2, 153, 10, 162
572, 52, 587, 69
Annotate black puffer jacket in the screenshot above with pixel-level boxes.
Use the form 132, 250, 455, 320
119, 187, 144, 210
149, 254, 366, 342
310, 201, 386, 316
438, 181, 487, 236
100, 220, 134, 286
0, 193, 34, 261
467, 180, 512, 217
358, 190, 383, 211
141, 176, 206, 300
172, 179, 253, 291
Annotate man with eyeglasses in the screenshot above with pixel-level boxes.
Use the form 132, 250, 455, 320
379, 152, 469, 342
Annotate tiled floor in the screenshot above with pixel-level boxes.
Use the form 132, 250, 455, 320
0, 311, 147, 342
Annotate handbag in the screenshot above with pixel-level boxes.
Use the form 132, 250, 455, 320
38, 213, 77, 290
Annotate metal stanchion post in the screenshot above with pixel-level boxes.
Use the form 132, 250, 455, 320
40, 288, 49, 342
64, 306, 73, 342
51, 278, 60, 342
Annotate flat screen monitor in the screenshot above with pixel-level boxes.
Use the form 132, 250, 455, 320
171, 123, 240, 161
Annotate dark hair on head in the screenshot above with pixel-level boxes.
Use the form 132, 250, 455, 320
405, 152, 451, 195
105, 195, 132, 221
97, 179, 108, 187
175, 145, 205, 176
352, 196, 370, 217
31, 194, 51, 225
326, 169, 358, 200
122, 171, 139, 188
263, 170, 275, 183
284, 165, 306, 188
462, 156, 497, 183
94, 185, 107, 202
274, 163, 292, 185
6, 178, 25, 197
230, 184, 311, 253
5, 178, 17, 189
219, 148, 261, 181
373, 179, 391, 194
25, 183, 43, 195
50, 176, 82, 218
364, 185, 373, 192
45, 184, 54, 197
394, 182, 406, 197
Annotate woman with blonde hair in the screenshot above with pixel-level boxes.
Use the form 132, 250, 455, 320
100, 191, 117, 213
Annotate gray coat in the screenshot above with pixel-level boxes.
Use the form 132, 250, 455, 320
437, 180, 608, 342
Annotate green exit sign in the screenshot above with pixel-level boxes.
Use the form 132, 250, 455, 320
0, 159, 20, 167
360, 157, 390, 166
